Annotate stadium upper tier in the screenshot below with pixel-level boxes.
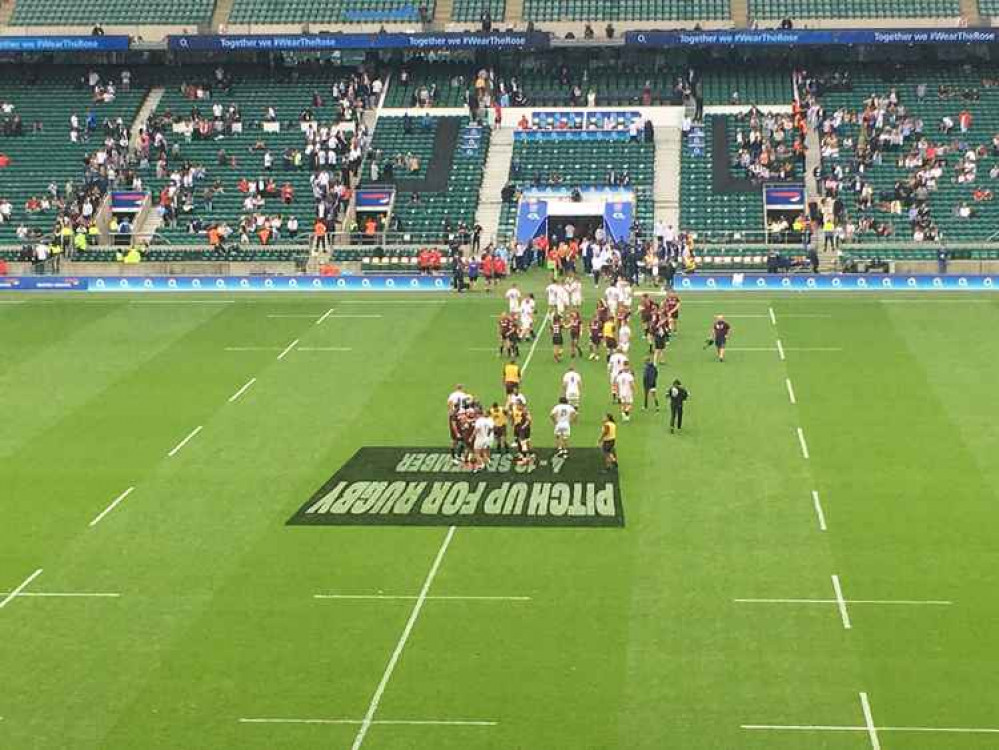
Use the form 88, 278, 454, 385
749, 0, 960, 19
229, 0, 434, 24
523, 0, 729, 21
11, 0, 214, 25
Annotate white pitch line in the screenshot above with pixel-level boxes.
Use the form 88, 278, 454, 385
228, 377, 257, 403
776, 338, 786, 360
316, 307, 335, 325
832, 575, 852, 630
742, 724, 999, 734
351, 525, 456, 750
314, 594, 531, 601
167, 425, 203, 457
733, 598, 952, 606
242, 718, 496, 727
726, 347, 779, 352
0, 592, 120, 598
796, 427, 810, 459
786, 346, 843, 352
276, 339, 299, 360
811, 490, 827, 531
860, 693, 881, 750
0, 569, 43, 610
768, 306, 777, 325
785, 378, 797, 404
521, 312, 551, 376
89, 486, 136, 527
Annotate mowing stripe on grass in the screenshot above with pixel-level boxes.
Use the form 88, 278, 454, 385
743, 724, 999, 734
167, 426, 203, 457
350, 525, 456, 750
733, 598, 952, 605
89, 486, 136, 527
276, 339, 299, 360
228, 378, 257, 403
860, 693, 881, 750
314, 594, 531, 601
832, 575, 852, 630
242, 718, 496, 726
0, 592, 120, 598
297, 347, 353, 352
811, 490, 827, 531
796, 427, 809, 459
785, 378, 796, 404
776, 339, 786, 360
316, 308, 335, 325
0, 568, 43, 610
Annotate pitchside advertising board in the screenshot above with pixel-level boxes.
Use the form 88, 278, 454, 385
288, 447, 625, 528
1, 275, 998, 292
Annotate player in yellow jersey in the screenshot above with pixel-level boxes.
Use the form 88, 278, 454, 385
503, 359, 521, 394
489, 402, 509, 454
599, 413, 618, 471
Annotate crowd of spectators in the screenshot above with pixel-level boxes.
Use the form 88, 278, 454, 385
732, 106, 806, 183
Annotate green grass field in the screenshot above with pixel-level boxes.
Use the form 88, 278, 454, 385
2, 279, 999, 750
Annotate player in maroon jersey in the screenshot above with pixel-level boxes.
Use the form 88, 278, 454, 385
550, 313, 565, 362
568, 310, 583, 359
588, 315, 603, 360
665, 291, 681, 334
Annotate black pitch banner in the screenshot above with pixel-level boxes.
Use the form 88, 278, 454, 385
288, 447, 624, 528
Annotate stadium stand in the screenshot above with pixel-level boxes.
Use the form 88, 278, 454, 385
135, 63, 378, 252
360, 115, 490, 243
749, 0, 960, 19
523, 0, 729, 21
0, 66, 147, 246
229, 0, 432, 24
807, 65, 999, 244
451, 0, 505, 21
11, 0, 215, 25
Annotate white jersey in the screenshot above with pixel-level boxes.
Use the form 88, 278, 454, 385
447, 389, 469, 412
608, 352, 628, 383
555, 285, 570, 313
615, 370, 636, 400
566, 279, 583, 307
604, 285, 621, 314
506, 392, 527, 411
519, 298, 534, 329
619, 282, 633, 308
505, 287, 522, 313
473, 416, 495, 447
618, 323, 632, 353
545, 283, 562, 307
562, 370, 582, 399
550, 403, 576, 434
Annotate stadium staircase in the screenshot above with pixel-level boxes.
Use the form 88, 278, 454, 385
433, 0, 452, 26
129, 86, 164, 149
730, 0, 748, 25
960, 0, 982, 23
0, 0, 15, 25
653, 123, 681, 230
474, 126, 512, 247
505, 0, 524, 22
210, 0, 235, 29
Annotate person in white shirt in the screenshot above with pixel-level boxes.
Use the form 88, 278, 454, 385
618, 320, 631, 354
604, 283, 621, 316
608, 350, 628, 400
519, 294, 536, 340
505, 283, 522, 314
472, 410, 495, 468
562, 366, 582, 408
549, 397, 577, 456
447, 384, 471, 413
545, 277, 562, 312
565, 273, 583, 308
615, 365, 636, 421
617, 278, 633, 309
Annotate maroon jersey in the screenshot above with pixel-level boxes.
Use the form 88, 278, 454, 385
666, 295, 680, 317
589, 317, 602, 341
499, 316, 513, 338
569, 314, 582, 338
551, 317, 563, 337
712, 320, 731, 342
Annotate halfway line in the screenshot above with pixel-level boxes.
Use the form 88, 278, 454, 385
832, 575, 852, 630
811, 490, 827, 531
860, 692, 881, 750
0, 569, 43, 610
776, 338, 786, 361
796, 427, 810, 459
228, 378, 257, 403
316, 308, 335, 325
785, 378, 797, 404
522, 312, 551, 376
351, 526, 457, 750
168, 425, 203, 457
89, 486, 136, 527
277, 339, 299, 360
314, 594, 531, 601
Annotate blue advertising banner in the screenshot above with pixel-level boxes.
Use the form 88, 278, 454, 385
516, 200, 548, 245
168, 31, 550, 52
625, 28, 998, 48
355, 188, 395, 211
0, 275, 996, 293
603, 200, 634, 244
764, 185, 806, 209
0, 35, 130, 52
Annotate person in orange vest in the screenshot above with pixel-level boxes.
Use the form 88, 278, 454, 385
482, 252, 495, 288
363, 215, 377, 244
313, 219, 328, 254
257, 224, 272, 245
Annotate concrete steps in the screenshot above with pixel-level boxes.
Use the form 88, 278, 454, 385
505, 0, 524, 23
653, 125, 681, 230
0, 0, 16, 26
730, 0, 748, 26
130, 86, 164, 150
432, 0, 453, 28
474, 126, 513, 247
960, 0, 982, 25
210, 0, 236, 31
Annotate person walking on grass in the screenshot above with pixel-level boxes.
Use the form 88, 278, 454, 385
706, 314, 730, 362
599, 413, 618, 471
642, 357, 659, 411
668, 379, 689, 433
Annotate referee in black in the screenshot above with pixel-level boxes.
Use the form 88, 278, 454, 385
667, 379, 689, 433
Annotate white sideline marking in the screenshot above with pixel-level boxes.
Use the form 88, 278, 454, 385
776, 338, 786, 360
89, 486, 136, 527
316, 307, 335, 325
168, 426, 203, 457
744, 724, 999, 734
768, 306, 777, 325
811, 490, 827, 531
351, 526, 456, 750
314, 594, 531, 601
297, 347, 353, 352
727, 347, 779, 351
785, 378, 796, 404
276, 339, 299, 360
832, 575, 852, 630
130, 300, 235, 305
0, 592, 120, 598
860, 693, 881, 750
796, 427, 809, 459
0, 569, 43, 610
522, 312, 551, 375
242, 718, 496, 727
734, 598, 952, 606
228, 378, 257, 403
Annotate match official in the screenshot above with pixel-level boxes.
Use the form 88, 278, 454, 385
667, 379, 688, 433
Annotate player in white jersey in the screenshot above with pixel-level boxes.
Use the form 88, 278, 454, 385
554, 283, 570, 315
549, 397, 577, 456
519, 294, 536, 340
447, 384, 471, 413
604, 283, 621, 316
618, 320, 632, 354
562, 366, 583, 408
472, 411, 495, 469
565, 274, 583, 308
614, 365, 636, 421
608, 350, 628, 401
617, 278, 633, 309
505, 284, 522, 314
545, 277, 562, 311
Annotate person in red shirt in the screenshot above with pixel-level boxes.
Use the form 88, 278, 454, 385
281, 183, 294, 204
482, 253, 495, 287
494, 255, 507, 278
429, 249, 442, 270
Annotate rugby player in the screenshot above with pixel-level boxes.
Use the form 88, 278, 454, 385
615, 363, 636, 421
599, 413, 618, 471
489, 401, 509, 454
550, 312, 565, 362
550, 396, 577, 458
568, 309, 583, 359
562, 365, 583, 409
